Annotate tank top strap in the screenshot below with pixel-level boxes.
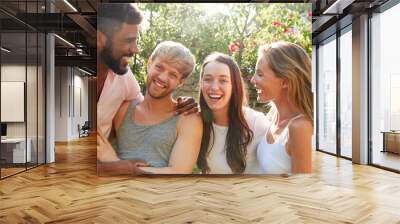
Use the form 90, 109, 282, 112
281, 114, 305, 139
287, 114, 304, 126
122, 99, 141, 125
279, 113, 303, 135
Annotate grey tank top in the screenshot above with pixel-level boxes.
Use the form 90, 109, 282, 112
115, 100, 178, 167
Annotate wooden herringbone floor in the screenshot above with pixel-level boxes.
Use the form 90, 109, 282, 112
1, 135, 400, 223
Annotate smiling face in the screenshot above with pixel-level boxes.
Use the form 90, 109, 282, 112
146, 56, 184, 99
251, 56, 286, 103
201, 61, 232, 113
99, 23, 139, 75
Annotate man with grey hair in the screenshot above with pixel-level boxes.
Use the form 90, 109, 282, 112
98, 41, 203, 175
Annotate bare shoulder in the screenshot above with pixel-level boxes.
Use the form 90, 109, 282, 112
177, 113, 203, 127
288, 116, 313, 136
287, 116, 313, 158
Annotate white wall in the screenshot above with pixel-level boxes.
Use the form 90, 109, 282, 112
54, 67, 89, 141
1, 64, 45, 164
1, 65, 39, 138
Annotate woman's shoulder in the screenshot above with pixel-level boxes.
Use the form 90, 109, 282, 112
242, 106, 270, 133
288, 115, 313, 136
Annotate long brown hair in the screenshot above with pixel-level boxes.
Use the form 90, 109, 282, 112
197, 53, 253, 174
259, 42, 313, 122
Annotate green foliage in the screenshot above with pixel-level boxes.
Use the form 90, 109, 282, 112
130, 3, 311, 106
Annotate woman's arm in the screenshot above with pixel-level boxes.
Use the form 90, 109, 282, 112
287, 117, 313, 174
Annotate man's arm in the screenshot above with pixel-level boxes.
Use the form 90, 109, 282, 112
97, 129, 119, 162
97, 159, 149, 176
139, 113, 203, 174
113, 100, 131, 130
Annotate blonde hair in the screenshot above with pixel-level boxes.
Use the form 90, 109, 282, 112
150, 41, 195, 79
258, 41, 313, 122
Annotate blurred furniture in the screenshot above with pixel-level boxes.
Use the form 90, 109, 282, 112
78, 121, 90, 138
0, 138, 32, 167
381, 131, 400, 154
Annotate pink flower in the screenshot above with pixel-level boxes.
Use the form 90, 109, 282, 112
228, 43, 239, 53
284, 27, 296, 35
272, 21, 283, 27
308, 11, 312, 17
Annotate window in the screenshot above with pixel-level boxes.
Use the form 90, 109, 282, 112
371, 3, 400, 171
339, 27, 352, 158
317, 35, 337, 154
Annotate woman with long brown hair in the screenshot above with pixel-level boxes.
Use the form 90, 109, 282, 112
197, 53, 270, 174
251, 41, 313, 174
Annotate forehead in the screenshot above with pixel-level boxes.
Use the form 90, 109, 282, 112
153, 56, 182, 74
256, 56, 270, 71
114, 23, 139, 37
203, 61, 230, 77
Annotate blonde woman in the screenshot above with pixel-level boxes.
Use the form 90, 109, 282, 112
251, 41, 313, 174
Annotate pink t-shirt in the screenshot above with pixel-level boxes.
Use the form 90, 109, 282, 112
97, 68, 143, 138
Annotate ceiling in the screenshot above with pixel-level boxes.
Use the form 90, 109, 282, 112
1, 0, 395, 74
311, 0, 390, 44
0, 0, 97, 74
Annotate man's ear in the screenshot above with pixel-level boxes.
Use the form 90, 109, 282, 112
178, 77, 186, 87
97, 31, 107, 50
147, 58, 152, 70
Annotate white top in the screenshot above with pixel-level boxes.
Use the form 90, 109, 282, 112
257, 114, 303, 174
207, 107, 270, 174
97, 68, 143, 138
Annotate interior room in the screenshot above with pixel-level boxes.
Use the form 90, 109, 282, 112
0, 0, 399, 223
0, 0, 96, 179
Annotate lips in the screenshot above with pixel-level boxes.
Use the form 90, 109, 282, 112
153, 79, 167, 89
207, 93, 223, 103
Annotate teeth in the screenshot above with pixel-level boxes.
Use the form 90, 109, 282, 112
154, 80, 166, 88
256, 89, 262, 94
208, 94, 222, 99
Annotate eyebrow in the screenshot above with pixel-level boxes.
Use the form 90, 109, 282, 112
203, 73, 230, 78
125, 37, 138, 41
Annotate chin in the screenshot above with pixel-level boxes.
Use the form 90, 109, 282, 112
257, 96, 269, 103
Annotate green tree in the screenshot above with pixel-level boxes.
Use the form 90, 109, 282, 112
130, 3, 311, 108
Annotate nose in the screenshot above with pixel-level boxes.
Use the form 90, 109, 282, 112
250, 75, 256, 85
157, 71, 168, 82
129, 42, 139, 54
210, 80, 219, 91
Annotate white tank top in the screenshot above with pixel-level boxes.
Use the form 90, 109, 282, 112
206, 107, 270, 174
257, 114, 303, 174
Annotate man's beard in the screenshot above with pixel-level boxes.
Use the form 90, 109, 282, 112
100, 41, 131, 75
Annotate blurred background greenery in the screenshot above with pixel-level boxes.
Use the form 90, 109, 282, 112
129, 3, 311, 113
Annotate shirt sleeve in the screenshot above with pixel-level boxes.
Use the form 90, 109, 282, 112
124, 68, 143, 101
244, 107, 270, 139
